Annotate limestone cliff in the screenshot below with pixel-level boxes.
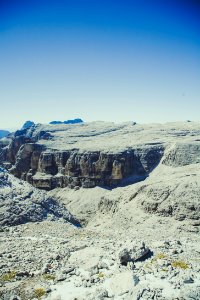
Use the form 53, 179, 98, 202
0, 121, 199, 190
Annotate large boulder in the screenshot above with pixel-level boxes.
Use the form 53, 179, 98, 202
118, 241, 150, 265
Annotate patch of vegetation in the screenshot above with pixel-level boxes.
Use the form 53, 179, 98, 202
98, 272, 105, 278
171, 260, 189, 269
34, 288, 45, 299
144, 252, 167, 270
160, 268, 168, 272
143, 262, 153, 270
0, 271, 16, 281
156, 252, 167, 259
42, 273, 56, 280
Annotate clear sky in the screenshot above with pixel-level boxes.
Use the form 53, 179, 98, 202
0, 0, 200, 129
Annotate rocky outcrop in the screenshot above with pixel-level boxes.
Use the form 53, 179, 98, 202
0, 168, 80, 227
162, 141, 200, 166
118, 241, 150, 265
0, 137, 10, 150
1, 141, 164, 190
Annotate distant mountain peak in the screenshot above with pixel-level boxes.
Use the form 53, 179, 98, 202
21, 121, 35, 130
49, 118, 83, 125
0, 130, 10, 139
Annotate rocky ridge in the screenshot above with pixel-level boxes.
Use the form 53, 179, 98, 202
0, 167, 79, 227
49, 118, 83, 125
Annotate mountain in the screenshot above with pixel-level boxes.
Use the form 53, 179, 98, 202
21, 120, 35, 130
63, 118, 83, 124
49, 118, 83, 125
0, 121, 199, 300
0, 130, 10, 138
49, 120, 63, 124
0, 120, 199, 221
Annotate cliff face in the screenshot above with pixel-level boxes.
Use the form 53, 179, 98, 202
0, 123, 165, 190
0, 121, 199, 190
2, 141, 164, 190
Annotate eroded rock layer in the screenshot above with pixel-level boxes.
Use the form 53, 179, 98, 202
0, 121, 200, 190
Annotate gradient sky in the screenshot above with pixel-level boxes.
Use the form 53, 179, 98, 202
0, 0, 200, 129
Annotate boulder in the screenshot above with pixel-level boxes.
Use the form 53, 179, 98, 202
119, 242, 150, 265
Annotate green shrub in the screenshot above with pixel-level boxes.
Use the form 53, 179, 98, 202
42, 274, 56, 280
156, 252, 167, 259
1, 271, 16, 281
98, 272, 105, 278
34, 288, 45, 299
171, 260, 189, 269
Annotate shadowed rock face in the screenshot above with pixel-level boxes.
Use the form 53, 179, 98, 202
0, 125, 164, 190
2, 145, 164, 190
0, 138, 10, 150
0, 121, 199, 190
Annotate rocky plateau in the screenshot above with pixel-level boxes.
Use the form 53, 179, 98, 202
0, 121, 200, 300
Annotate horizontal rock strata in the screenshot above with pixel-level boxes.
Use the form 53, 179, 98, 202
0, 121, 200, 190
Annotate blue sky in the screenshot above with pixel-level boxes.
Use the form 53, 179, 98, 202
0, 0, 200, 129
